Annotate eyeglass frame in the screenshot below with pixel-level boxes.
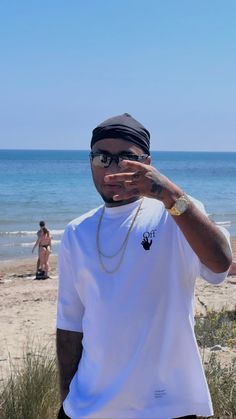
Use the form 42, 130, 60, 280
89, 151, 149, 168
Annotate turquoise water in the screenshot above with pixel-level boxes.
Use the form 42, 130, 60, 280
0, 150, 236, 261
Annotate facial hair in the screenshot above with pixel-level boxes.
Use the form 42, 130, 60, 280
100, 192, 140, 207
100, 193, 117, 205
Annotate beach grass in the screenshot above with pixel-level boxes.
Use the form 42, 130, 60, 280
0, 343, 60, 419
205, 354, 236, 418
195, 308, 236, 349
195, 308, 236, 418
0, 309, 235, 419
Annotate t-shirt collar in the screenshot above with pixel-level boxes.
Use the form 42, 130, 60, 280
103, 198, 143, 218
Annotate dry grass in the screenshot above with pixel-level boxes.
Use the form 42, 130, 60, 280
195, 308, 236, 418
204, 354, 236, 418
195, 308, 236, 349
0, 343, 60, 419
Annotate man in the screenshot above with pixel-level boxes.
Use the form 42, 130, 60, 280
56, 113, 232, 419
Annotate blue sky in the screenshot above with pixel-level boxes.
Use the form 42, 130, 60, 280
0, 0, 235, 151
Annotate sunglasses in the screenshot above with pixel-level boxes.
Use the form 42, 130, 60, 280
89, 152, 148, 168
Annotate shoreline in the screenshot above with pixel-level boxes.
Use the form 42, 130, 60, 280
0, 235, 235, 266
1, 233, 236, 263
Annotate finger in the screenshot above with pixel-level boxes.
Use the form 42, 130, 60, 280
104, 171, 142, 183
104, 173, 131, 182
119, 160, 147, 170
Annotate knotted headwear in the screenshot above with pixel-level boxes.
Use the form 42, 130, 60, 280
90, 113, 150, 155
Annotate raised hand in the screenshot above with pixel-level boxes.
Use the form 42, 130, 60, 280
104, 160, 182, 205
104, 160, 232, 274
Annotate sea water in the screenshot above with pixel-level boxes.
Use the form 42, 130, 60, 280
0, 150, 235, 261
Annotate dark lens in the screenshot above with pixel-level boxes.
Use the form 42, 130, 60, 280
92, 153, 111, 167
100, 153, 112, 167
119, 154, 139, 162
128, 155, 140, 161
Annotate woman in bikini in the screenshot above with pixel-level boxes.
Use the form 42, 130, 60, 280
32, 226, 52, 279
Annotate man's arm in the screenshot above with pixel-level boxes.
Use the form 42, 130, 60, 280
164, 195, 232, 273
56, 328, 83, 403
104, 160, 232, 273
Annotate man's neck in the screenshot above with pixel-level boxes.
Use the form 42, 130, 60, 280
104, 196, 141, 207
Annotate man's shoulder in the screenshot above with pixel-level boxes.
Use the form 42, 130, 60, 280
67, 206, 102, 231
61, 206, 102, 246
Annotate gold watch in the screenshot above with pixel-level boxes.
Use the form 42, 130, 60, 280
167, 194, 190, 216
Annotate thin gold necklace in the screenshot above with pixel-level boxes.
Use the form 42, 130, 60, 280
96, 198, 143, 274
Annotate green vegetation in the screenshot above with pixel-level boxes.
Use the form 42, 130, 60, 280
0, 309, 235, 418
195, 308, 236, 418
195, 308, 236, 349
205, 354, 236, 418
0, 344, 60, 419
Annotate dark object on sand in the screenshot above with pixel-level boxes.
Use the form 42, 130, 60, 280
35, 269, 49, 280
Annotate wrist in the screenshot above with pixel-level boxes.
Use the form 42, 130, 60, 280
166, 193, 191, 216
161, 187, 184, 209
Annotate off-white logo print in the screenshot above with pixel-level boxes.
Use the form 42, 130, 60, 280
141, 229, 157, 250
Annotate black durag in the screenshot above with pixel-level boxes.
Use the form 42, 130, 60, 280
90, 113, 150, 155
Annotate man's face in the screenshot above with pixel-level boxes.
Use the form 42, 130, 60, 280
90, 138, 150, 206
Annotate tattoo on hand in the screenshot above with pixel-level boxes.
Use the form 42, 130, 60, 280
150, 182, 163, 195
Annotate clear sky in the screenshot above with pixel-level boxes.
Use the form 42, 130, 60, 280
0, 0, 235, 151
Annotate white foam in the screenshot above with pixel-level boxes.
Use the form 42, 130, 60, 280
50, 230, 64, 236
2, 239, 61, 248
20, 242, 34, 247
215, 221, 231, 227
0, 229, 64, 237
52, 239, 61, 245
0, 230, 36, 237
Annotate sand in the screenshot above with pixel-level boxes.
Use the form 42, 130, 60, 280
0, 240, 236, 380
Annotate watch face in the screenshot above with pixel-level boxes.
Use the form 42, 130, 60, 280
168, 194, 190, 216
176, 197, 188, 212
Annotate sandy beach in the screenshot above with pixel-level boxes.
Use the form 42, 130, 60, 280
0, 239, 236, 380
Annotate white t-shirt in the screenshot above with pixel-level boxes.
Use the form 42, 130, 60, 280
57, 197, 230, 419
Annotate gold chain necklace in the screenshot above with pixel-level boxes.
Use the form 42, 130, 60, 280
96, 198, 143, 274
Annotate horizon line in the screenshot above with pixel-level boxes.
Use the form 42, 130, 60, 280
1, 148, 236, 153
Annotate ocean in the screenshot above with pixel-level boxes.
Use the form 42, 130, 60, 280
0, 150, 236, 261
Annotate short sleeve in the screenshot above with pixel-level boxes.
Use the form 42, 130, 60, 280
189, 196, 232, 284
56, 229, 84, 332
